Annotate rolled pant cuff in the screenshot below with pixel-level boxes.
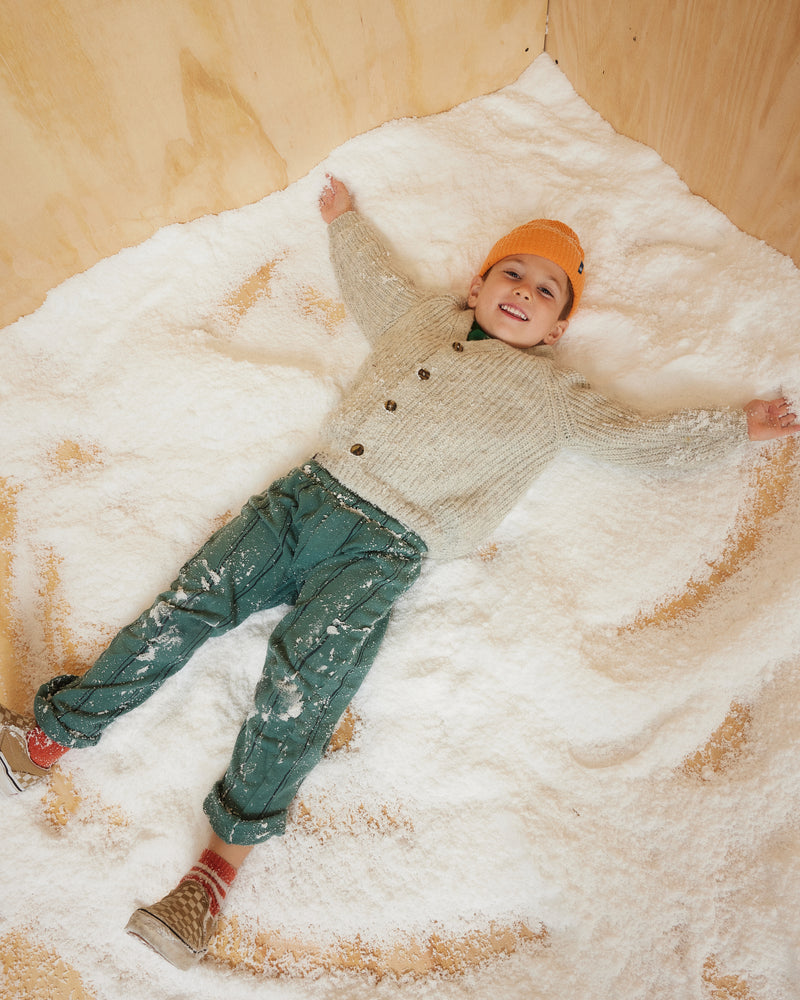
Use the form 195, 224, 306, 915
33, 674, 105, 749
203, 783, 287, 846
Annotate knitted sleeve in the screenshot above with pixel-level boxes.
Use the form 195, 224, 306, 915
560, 374, 750, 469
327, 211, 425, 344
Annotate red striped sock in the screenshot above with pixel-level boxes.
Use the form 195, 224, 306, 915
26, 726, 69, 768
180, 849, 238, 916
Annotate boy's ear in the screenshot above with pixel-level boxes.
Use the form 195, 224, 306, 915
467, 274, 484, 308
542, 319, 569, 346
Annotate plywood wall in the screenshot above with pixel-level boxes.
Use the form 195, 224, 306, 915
0, 0, 545, 330
547, 0, 800, 266
3, 0, 798, 333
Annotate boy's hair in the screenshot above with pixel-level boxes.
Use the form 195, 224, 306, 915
479, 219, 585, 318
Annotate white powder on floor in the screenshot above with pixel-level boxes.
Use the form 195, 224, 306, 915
1, 54, 799, 999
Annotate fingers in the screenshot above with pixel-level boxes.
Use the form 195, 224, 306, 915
318, 176, 334, 205
320, 173, 343, 197
318, 174, 352, 222
773, 397, 797, 423
770, 397, 800, 434
745, 396, 800, 440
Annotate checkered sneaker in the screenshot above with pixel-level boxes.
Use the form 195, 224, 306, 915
0, 703, 33, 730
126, 879, 219, 970
0, 703, 49, 796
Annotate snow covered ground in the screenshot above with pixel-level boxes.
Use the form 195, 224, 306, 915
2, 54, 800, 999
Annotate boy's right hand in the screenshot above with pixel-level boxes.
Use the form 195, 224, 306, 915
319, 175, 354, 224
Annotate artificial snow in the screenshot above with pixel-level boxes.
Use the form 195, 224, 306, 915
1, 54, 800, 999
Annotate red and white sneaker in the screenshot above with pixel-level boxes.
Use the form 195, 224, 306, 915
0, 703, 50, 796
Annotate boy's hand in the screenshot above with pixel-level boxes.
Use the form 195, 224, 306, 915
319, 175, 354, 224
745, 396, 800, 440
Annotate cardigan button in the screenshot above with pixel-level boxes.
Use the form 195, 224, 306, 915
350, 443, 364, 456
417, 368, 430, 380
384, 400, 397, 411
452, 341, 464, 352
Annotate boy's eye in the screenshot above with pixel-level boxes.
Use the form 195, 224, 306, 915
538, 286, 554, 298
504, 270, 521, 279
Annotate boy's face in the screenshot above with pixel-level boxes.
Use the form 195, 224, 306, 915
467, 254, 570, 349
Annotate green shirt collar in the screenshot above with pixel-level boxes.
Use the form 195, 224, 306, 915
467, 320, 556, 360
467, 321, 492, 341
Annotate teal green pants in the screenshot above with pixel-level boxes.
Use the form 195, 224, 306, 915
34, 461, 426, 845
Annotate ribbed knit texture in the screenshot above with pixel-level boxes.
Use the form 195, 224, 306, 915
26, 725, 68, 768
317, 211, 749, 560
180, 849, 238, 917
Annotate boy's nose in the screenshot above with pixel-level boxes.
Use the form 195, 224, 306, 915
515, 286, 531, 300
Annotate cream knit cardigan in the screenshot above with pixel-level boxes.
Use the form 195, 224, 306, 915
316, 211, 748, 559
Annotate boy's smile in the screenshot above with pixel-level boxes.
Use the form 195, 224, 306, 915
467, 253, 570, 349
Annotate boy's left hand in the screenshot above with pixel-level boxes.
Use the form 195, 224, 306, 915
319, 175, 354, 224
745, 396, 800, 440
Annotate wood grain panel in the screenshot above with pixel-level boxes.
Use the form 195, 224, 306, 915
547, 0, 800, 265
0, 0, 544, 330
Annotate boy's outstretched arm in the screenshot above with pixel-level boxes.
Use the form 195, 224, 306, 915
744, 396, 800, 440
318, 174, 425, 344
319, 175, 354, 224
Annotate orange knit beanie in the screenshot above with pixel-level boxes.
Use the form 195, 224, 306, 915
479, 219, 585, 316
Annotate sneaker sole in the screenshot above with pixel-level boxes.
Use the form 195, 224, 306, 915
125, 908, 207, 971
0, 749, 23, 795
0, 727, 49, 796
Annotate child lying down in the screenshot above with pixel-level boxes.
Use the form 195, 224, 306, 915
1, 176, 797, 970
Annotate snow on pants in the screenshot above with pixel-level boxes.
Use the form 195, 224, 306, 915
33, 460, 426, 845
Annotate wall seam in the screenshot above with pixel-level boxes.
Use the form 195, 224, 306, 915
543, 0, 551, 51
